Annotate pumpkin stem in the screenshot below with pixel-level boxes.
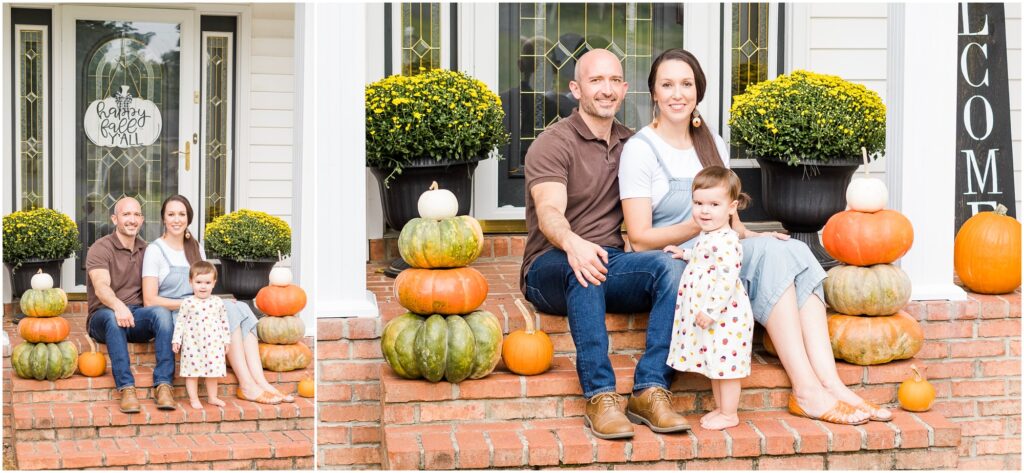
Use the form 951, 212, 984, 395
429, 181, 439, 191
36, 268, 43, 274
995, 204, 1008, 216
910, 363, 924, 382
86, 336, 97, 354
513, 299, 536, 334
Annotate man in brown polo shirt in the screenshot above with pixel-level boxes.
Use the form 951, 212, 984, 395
86, 197, 176, 413
520, 49, 689, 439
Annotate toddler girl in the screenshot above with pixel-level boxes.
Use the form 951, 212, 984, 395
664, 166, 754, 430
172, 261, 231, 409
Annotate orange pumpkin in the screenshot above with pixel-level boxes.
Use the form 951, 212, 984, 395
394, 267, 489, 315
827, 310, 924, 365
822, 210, 914, 266
18, 316, 70, 343
78, 337, 107, 377
298, 377, 315, 398
954, 204, 1022, 294
898, 364, 935, 412
255, 284, 307, 316
502, 299, 554, 376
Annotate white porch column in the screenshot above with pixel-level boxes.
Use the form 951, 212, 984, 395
887, 3, 968, 301
295, 2, 379, 322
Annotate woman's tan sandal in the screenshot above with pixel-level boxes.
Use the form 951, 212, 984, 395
788, 394, 869, 425
273, 388, 296, 403
236, 388, 282, 405
855, 400, 893, 422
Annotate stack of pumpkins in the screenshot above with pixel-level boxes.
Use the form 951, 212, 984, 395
254, 267, 313, 372
381, 183, 504, 383
11, 271, 78, 380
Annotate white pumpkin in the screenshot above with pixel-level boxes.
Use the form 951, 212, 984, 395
846, 177, 888, 213
417, 181, 459, 220
269, 267, 293, 286
30, 270, 54, 290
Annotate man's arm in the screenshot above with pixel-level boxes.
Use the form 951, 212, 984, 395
88, 268, 135, 328
531, 181, 609, 287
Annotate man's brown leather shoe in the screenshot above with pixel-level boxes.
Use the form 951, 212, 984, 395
584, 392, 634, 440
626, 387, 690, 433
119, 387, 141, 413
154, 384, 176, 410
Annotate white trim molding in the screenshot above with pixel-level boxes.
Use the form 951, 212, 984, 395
887, 3, 967, 301
296, 2, 379, 320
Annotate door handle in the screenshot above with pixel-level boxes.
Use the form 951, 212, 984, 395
172, 141, 191, 171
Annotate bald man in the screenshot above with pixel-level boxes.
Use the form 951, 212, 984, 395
520, 49, 690, 439
86, 197, 177, 413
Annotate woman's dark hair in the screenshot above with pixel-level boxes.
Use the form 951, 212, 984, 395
648, 48, 724, 169
160, 195, 203, 266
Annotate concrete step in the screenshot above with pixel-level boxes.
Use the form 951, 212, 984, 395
14, 429, 314, 470
380, 410, 961, 470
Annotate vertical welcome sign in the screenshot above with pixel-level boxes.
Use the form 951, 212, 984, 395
955, 3, 1016, 233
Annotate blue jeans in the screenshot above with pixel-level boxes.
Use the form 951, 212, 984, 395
87, 305, 176, 390
524, 247, 686, 398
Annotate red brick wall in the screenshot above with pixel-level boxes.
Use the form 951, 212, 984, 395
907, 291, 1022, 470
317, 317, 384, 469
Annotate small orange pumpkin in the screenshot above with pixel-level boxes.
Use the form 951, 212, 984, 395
78, 337, 107, 377
502, 299, 554, 376
822, 209, 914, 266
298, 377, 315, 398
394, 267, 489, 315
954, 204, 1022, 294
255, 284, 308, 316
18, 316, 70, 343
898, 364, 935, 412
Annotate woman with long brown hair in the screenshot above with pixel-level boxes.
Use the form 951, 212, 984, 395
142, 195, 294, 405
618, 48, 888, 425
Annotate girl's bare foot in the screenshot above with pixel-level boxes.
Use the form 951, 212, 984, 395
700, 409, 721, 428
208, 396, 226, 407
189, 399, 203, 409
702, 412, 739, 430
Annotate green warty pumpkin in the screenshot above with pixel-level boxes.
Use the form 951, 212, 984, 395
11, 341, 78, 380
398, 216, 484, 269
381, 311, 503, 383
19, 288, 68, 317
824, 264, 912, 316
257, 315, 306, 345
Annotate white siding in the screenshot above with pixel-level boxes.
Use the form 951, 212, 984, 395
244, 3, 295, 224
805, 3, 889, 175
1007, 3, 1021, 219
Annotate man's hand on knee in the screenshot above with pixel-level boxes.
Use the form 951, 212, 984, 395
565, 235, 609, 288
114, 306, 135, 328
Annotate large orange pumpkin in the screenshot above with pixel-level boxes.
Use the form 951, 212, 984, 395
954, 204, 1021, 294
78, 337, 107, 377
502, 299, 554, 376
827, 310, 923, 365
17, 316, 70, 343
822, 210, 914, 266
255, 284, 308, 316
394, 267, 489, 315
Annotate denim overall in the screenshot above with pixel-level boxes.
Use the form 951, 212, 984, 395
153, 240, 193, 318
630, 133, 698, 249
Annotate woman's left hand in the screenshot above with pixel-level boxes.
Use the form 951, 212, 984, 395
746, 230, 789, 240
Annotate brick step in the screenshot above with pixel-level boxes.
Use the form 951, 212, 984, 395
379, 354, 919, 425
12, 398, 314, 441
14, 429, 314, 470
381, 410, 961, 470
8, 365, 311, 403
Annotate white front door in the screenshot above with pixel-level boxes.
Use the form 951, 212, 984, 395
59, 6, 198, 286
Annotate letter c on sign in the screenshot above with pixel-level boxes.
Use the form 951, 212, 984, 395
960, 42, 990, 87
963, 95, 994, 141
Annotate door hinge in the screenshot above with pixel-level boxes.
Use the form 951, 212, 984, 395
194, 91, 200, 104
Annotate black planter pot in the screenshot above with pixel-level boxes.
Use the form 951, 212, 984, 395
218, 258, 277, 300
756, 156, 860, 270
5, 259, 64, 299
370, 156, 484, 278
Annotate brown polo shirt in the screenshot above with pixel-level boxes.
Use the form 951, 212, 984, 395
520, 109, 634, 292
86, 233, 148, 322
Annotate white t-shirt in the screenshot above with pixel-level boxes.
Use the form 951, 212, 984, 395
618, 126, 730, 209
142, 238, 207, 284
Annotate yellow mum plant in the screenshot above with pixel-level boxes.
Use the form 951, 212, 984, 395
365, 68, 509, 185
2, 208, 81, 268
204, 209, 291, 260
728, 70, 886, 165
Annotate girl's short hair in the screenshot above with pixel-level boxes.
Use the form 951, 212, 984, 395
189, 261, 218, 280
692, 166, 752, 210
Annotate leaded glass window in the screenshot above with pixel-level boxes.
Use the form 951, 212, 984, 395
496, 3, 684, 207
729, 3, 771, 161
202, 32, 233, 228
401, 3, 441, 75
16, 26, 48, 210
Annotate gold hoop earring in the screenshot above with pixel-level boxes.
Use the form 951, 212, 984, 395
691, 109, 702, 128
652, 104, 659, 127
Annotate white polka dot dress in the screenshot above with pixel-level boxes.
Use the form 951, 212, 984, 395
172, 296, 231, 378
667, 228, 754, 379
